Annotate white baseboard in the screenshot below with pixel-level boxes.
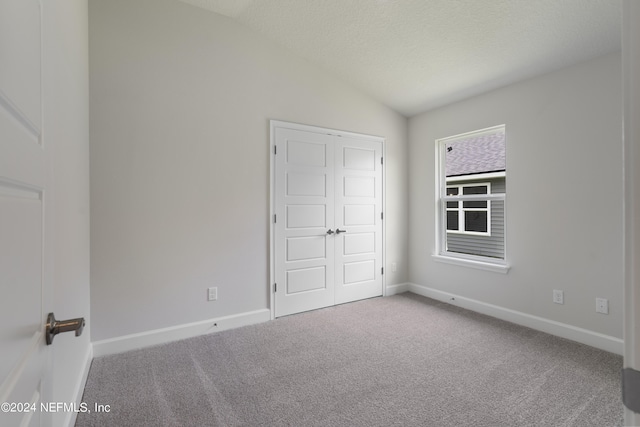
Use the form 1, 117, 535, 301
407, 283, 624, 355
65, 343, 93, 427
92, 309, 271, 358
385, 282, 410, 296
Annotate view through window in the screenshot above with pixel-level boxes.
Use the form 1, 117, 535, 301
437, 125, 506, 262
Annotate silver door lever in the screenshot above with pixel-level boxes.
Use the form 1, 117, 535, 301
326, 229, 334, 234
336, 228, 347, 234
45, 312, 85, 345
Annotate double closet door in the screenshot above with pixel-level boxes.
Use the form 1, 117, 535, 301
273, 124, 384, 318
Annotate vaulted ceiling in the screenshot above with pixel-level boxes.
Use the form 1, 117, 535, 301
177, 0, 622, 117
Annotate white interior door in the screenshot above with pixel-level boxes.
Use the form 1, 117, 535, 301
274, 128, 336, 317
334, 138, 383, 305
273, 123, 383, 317
0, 1, 51, 426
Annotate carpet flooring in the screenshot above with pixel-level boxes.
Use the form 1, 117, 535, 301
76, 293, 623, 426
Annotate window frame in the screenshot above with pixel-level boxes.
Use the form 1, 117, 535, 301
433, 125, 509, 273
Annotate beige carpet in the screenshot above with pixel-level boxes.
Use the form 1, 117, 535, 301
77, 293, 623, 426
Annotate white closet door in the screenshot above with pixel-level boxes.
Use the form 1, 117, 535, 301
334, 137, 383, 305
273, 123, 384, 317
274, 128, 336, 317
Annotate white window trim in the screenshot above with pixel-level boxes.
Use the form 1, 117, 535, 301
445, 182, 492, 236
434, 124, 509, 272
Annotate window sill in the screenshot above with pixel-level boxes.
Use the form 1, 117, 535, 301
446, 230, 491, 237
432, 254, 510, 274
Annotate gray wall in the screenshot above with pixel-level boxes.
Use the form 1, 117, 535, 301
409, 52, 623, 338
89, 0, 408, 341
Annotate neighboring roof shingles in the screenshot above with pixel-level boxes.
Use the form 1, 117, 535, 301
446, 131, 506, 177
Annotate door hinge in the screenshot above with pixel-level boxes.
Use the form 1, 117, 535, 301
274, 145, 277, 155
381, 212, 384, 220
273, 214, 277, 223
381, 267, 384, 275
381, 157, 383, 165
274, 283, 277, 293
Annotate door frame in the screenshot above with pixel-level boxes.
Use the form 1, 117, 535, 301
623, 1, 640, 424
269, 120, 386, 320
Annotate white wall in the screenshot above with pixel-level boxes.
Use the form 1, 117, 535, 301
89, 0, 408, 341
409, 52, 623, 339
42, 1, 92, 426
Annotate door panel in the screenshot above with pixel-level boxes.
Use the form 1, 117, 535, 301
343, 147, 376, 170
0, 0, 41, 127
334, 138, 383, 305
344, 176, 375, 197
0, 191, 42, 381
343, 260, 376, 284
0, 185, 44, 427
344, 204, 376, 225
286, 139, 327, 167
286, 205, 326, 228
287, 266, 327, 294
0, 1, 48, 426
344, 233, 375, 255
286, 172, 326, 196
274, 125, 383, 317
275, 129, 335, 317
287, 236, 326, 261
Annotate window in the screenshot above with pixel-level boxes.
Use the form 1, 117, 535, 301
434, 125, 508, 272
446, 183, 491, 235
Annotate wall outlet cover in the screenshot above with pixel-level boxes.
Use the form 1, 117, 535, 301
553, 290, 564, 305
596, 298, 609, 314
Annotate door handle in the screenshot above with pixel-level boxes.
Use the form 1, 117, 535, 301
45, 312, 85, 345
336, 228, 347, 234
326, 229, 334, 235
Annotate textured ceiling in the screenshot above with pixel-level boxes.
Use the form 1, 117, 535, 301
177, 0, 622, 117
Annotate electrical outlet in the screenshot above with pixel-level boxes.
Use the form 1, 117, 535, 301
553, 290, 564, 305
596, 298, 609, 314
208, 287, 217, 301
391, 262, 397, 272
